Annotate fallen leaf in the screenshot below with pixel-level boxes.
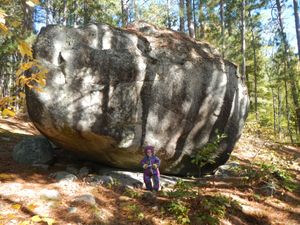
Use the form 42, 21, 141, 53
7, 213, 16, 219
27, 203, 37, 211
2, 108, 16, 117
42, 217, 55, 225
0, 23, 8, 34
12, 204, 21, 210
0, 173, 12, 179
19, 221, 30, 225
31, 215, 42, 222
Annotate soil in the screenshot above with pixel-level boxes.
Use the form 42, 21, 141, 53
0, 116, 299, 225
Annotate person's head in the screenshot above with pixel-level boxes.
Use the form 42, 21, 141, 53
144, 145, 154, 157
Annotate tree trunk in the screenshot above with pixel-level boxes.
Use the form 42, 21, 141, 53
121, 0, 129, 27
45, 0, 49, 25
220, 0, 225, 57
63, 0, 67, 26
167, 0, 171, 28
276, 0, 300, 132
193, 0, 197, 37
277, 86, 282, 139
133, 0, 139, 21
198, 0, 205, 39
250, 11, 258, 121
284, 79, 294, 143
271, 86, 277, 133
179, 0, 185, 32
241, 0, 246, 82
186, 0, 195, 38
83, 0, 89, 25
21, 0, 34, 34
293, 0, 300, 60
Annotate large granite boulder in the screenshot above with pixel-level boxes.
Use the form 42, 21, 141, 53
27, 22, 249, 176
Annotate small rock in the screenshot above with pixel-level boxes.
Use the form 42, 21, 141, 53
118, 195, 131, 202
214, 162, 240, 177
260, 183, 277, 196
74, 194, 96, 205
132, 181, 144, 189
99, 175, 114, 185
1, 137, 10, 141
78, 167, 89, 178
50, 171, 78, 182
40, 189, 60, 200
141, 191, 156, 204
68, 207, 77, 213
66, 165, 79, 174
12, 136, 54, 164
32, 163, 49, 170
152, 206, 158, 211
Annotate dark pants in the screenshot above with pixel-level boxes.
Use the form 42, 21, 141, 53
144, 173, 160, 191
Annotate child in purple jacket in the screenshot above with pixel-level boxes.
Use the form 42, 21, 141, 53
141, 145, 161, 191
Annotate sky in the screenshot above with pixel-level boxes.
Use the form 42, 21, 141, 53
261, 0, 298, 53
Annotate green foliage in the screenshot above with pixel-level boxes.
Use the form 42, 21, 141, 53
123, 188, 141, 199
256, 162, 298, 192
230, 162, 298, 192
122, 203, 144, 221
191, 131, 227, 176
167, 200, 190, 224
167, 179, 196, 198
193, 194, 240, 225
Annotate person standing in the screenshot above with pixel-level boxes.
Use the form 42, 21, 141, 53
141, 145, 160, 191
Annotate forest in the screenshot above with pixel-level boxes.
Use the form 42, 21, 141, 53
0, 0, 300, 225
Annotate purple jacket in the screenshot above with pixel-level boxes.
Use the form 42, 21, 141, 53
141, 155, 160, 176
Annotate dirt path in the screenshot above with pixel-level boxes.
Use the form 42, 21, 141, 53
0, 117, 299, 225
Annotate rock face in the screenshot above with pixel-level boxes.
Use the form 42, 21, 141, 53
13, 136, 54, 164
27, 22, 249, 176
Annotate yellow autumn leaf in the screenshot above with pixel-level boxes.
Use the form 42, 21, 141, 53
10, 20, 21, 28
12, 204, 21, 210
31, 215, 42, 222
20, 61, 36, 71
0, 215, 4, 220
27, 204, 37, 211
26, 0, 40, 7
42, 217, 55, 225
0, 97, 10, 105
0, 173, 12, 179
0, 9, 7, 19
32, 86, 45, 93
19, 92, 26, 98
18, 41, 32, 59
19, 221, 30, 225
7, 213, 16, 219
2, 108, 16, 117
0, 23, 8, 34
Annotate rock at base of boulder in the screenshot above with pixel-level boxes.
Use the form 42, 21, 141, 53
12, 136, 54, 164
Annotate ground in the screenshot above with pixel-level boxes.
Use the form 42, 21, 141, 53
0, 116, 299, 225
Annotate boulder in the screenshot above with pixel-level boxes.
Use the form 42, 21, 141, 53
13, 136, 54, 164
27, 22, 248, 176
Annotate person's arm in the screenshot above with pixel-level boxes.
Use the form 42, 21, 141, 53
155, 156, 161, 166
141, 157, 148, 169
153, 156, 160, 169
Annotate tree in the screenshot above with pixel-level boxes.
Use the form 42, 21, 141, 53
179, 0, 185, 32
241, 0, 246, 82
293, 0, 300, 60
275, 0, 300, 132
186, 0, 195, 38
